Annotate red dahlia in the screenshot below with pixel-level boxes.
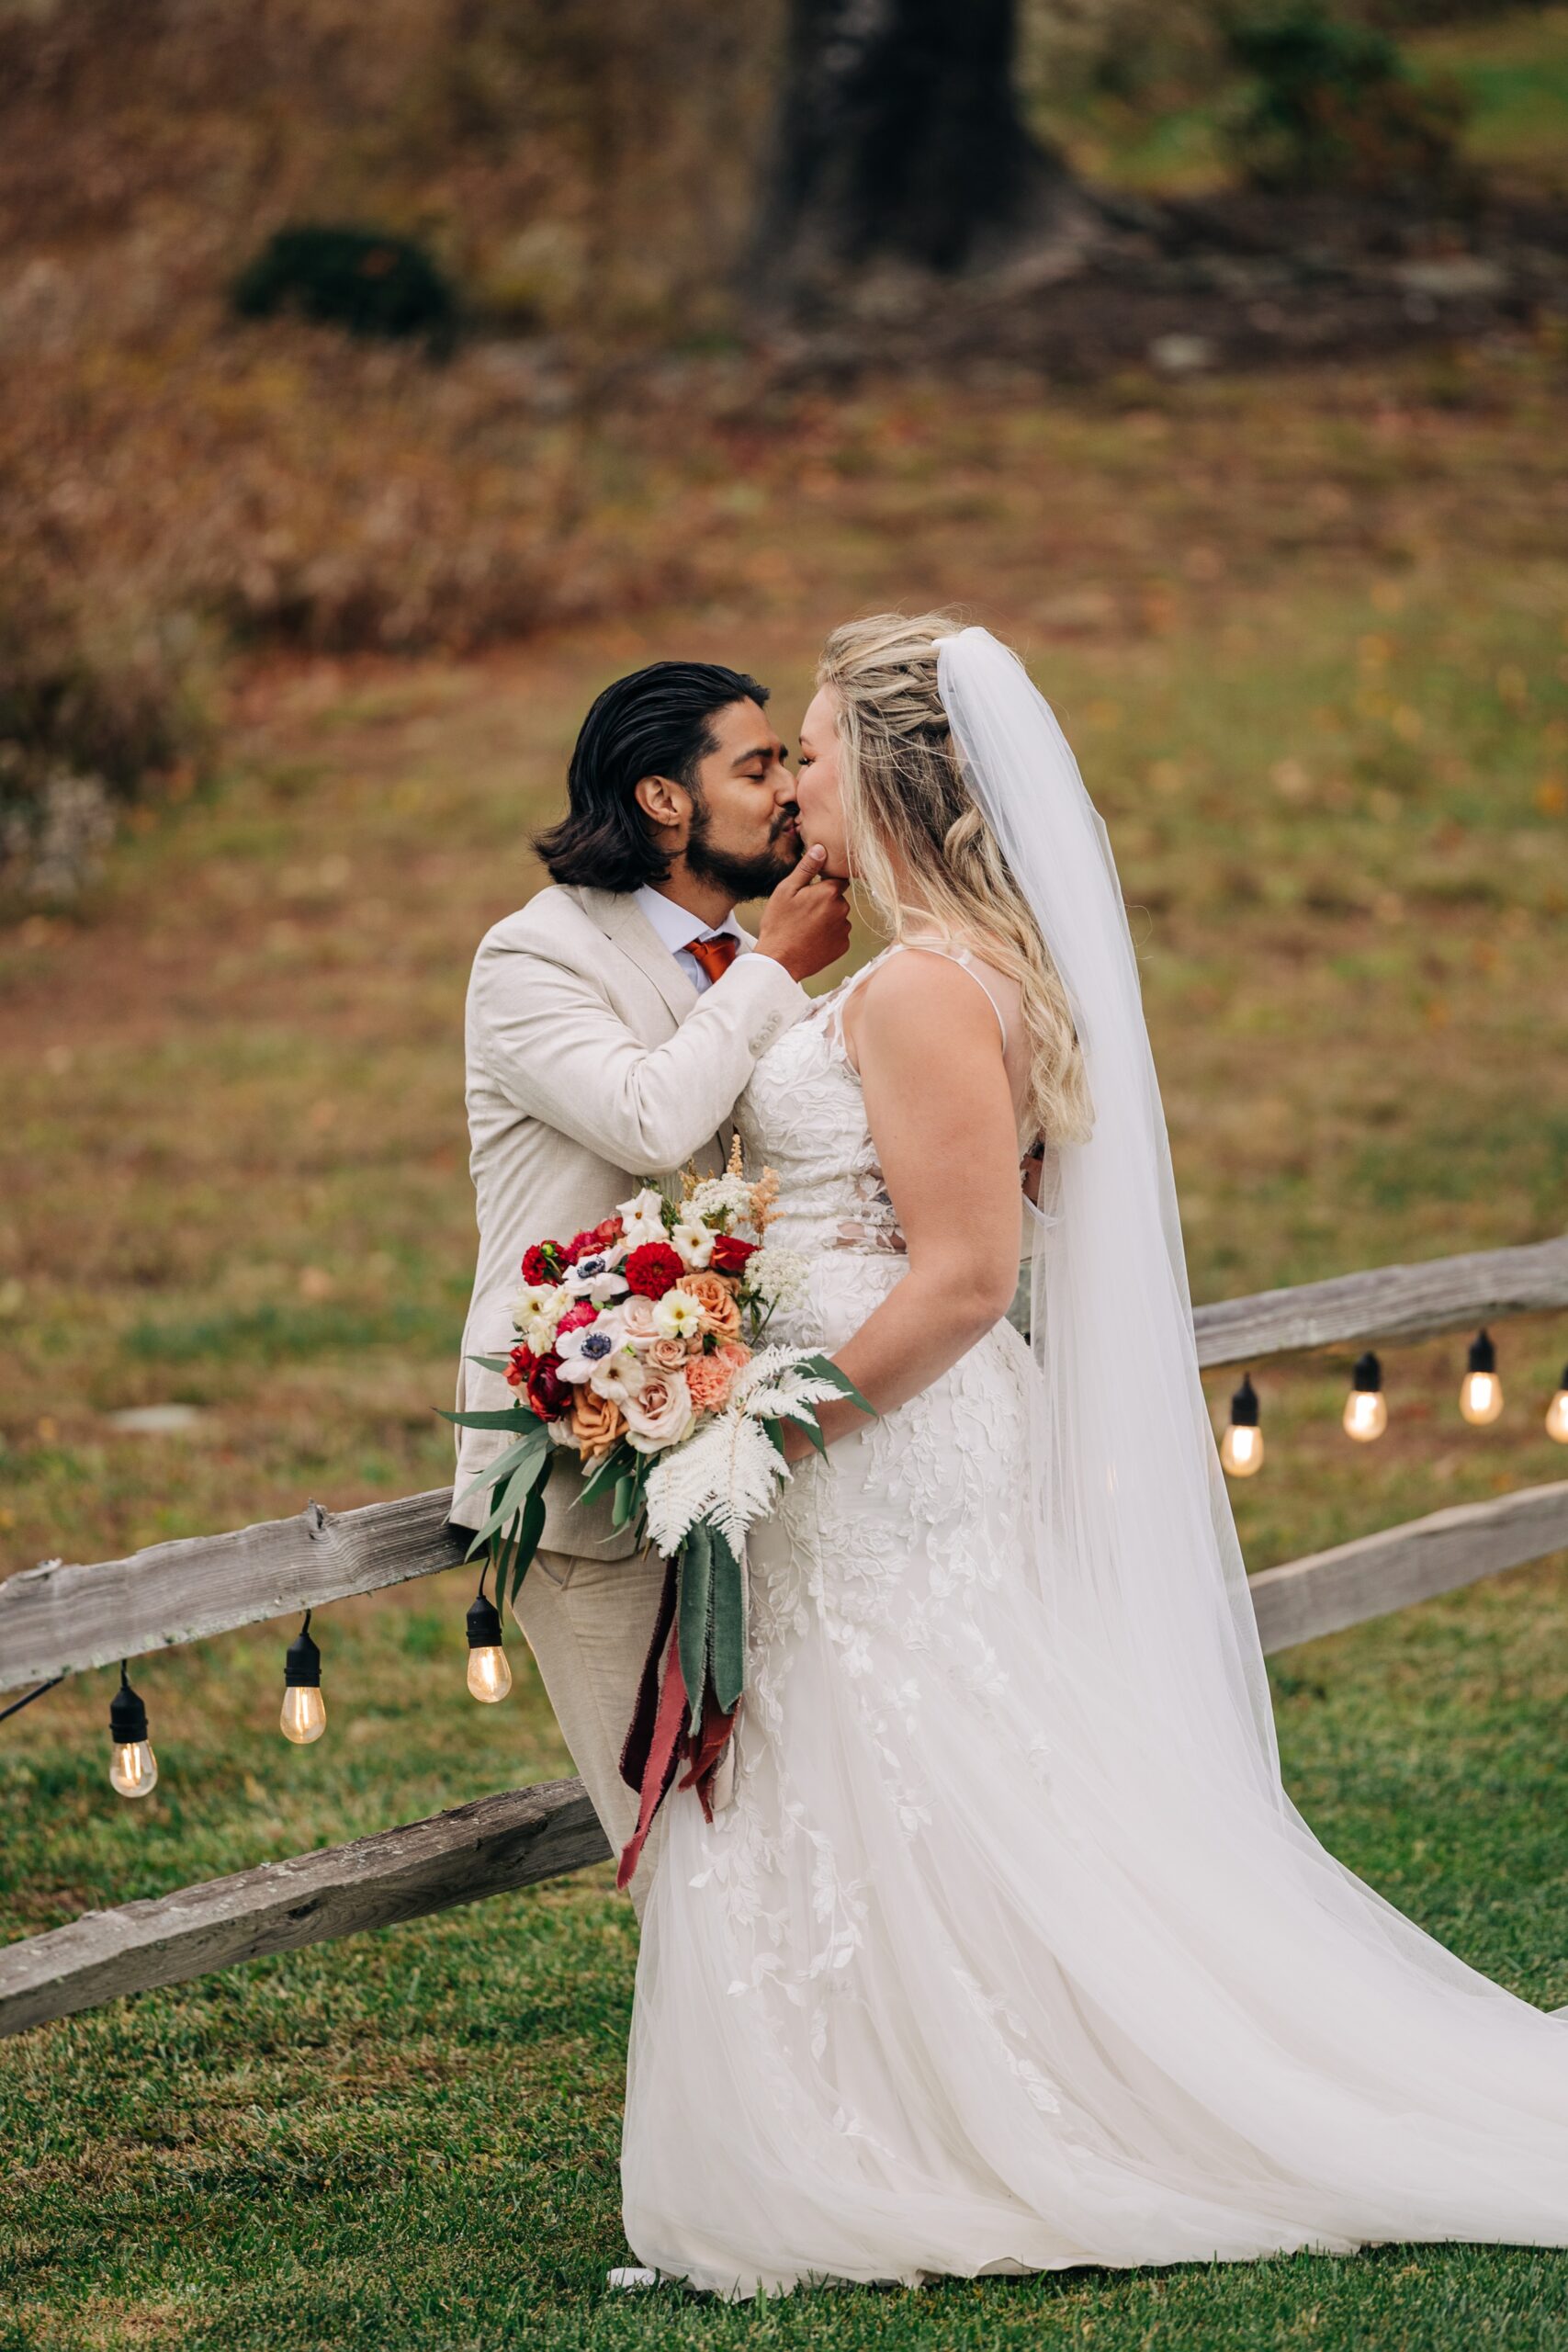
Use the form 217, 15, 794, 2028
521, 1241, 563, 1284
625, 1240, 685, 1299
711, 1233, 757, 1274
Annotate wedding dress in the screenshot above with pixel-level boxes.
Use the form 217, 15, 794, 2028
618, 635, 1568, 2299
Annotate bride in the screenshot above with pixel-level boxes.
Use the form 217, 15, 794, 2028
618, 612, 1568, 2297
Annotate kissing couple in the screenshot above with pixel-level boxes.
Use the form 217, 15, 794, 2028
454, 616, 1568, 2301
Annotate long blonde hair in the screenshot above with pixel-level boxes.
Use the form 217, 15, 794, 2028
817, 610, 1094, 1148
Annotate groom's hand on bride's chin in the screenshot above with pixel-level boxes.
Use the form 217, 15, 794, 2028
754, 845, 852, 982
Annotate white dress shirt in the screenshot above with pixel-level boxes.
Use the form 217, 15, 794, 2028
633, 887, 756, 993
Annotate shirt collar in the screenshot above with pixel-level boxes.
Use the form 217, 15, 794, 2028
633, 886, 742, 959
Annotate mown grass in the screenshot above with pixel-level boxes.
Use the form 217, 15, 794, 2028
3, 344, 1568, 2346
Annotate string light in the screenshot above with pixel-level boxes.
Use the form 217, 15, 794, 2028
1459, 1328, 1504, 1426
1219, 1372, 1264, 1476
465, 1566, 512, 1703
108, 1662, 158, 1798
1342, 1350, 1388, 1442
280, 1611, 326, 1744
1547, 1361, 1568, 1445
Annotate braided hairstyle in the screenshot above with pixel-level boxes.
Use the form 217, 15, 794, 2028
817, 611, 1094, 1148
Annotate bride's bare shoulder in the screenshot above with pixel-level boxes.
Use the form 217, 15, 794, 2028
840, 934, 1014, 1070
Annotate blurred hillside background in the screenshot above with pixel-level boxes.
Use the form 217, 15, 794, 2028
2, 6, 1567, 2346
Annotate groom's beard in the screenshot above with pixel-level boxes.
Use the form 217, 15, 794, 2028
683, 804, 801, 902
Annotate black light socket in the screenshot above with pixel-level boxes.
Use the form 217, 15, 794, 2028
1467, 1329, 1496, 1375
1228, 1372, 1260, 1427
466, 1590, 505, 1651
1351, 1350, 1382, 1393
108, 1663, 148, 1745
284, 1613, 321, 1689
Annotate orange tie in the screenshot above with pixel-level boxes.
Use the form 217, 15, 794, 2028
688, 931, 740, 986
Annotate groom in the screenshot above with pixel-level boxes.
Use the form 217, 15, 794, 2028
452, 661, 851, 1915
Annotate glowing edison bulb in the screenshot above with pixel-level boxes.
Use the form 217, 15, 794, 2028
1343, 1350, 1387, 1442
109, 1738, 158, 1798
1219, 1371, 1264, 1476
1220, 1421, 1265, 1476
1460, 1328, 1503, 1426
280, 1682, 327, 1744
465, 1580, 512, 1703
1545, 1364, 1568, 1443
281, 1612, 325, 1743
107, 1665, 158, 1799
1343, 1389, 1387, 1441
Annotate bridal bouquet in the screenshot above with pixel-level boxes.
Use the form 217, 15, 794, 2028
443, 1139, 871, 1883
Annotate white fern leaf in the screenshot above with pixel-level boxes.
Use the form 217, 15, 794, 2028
643, 1411, 787, 1556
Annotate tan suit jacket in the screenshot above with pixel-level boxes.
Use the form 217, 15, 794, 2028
454, 882, 811, 1556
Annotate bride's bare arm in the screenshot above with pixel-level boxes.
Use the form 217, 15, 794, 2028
777, 952, 1023, 1463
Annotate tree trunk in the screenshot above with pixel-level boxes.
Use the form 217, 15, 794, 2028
754, 0, 1089, 301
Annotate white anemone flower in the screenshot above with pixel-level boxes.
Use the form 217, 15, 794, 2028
588, 1346, 649, 1404
651, 1287, 705, 1343
561, 1250, 629, 1306
554, 1320, 624, 1385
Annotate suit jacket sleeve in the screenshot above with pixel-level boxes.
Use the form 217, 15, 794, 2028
471, 938, 811, 1177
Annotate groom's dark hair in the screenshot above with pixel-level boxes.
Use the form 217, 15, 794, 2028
534, 660, 771, 893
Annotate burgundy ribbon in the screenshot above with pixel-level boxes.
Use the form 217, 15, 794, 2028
615, 1546, 739, 1888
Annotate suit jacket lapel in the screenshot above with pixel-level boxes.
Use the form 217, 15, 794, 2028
568, 885, 760, 1029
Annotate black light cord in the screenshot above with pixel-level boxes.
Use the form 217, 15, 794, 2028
0, 1671, 66, 1724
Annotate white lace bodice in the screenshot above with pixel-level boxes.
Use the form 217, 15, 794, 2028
734, 946, 913, 1267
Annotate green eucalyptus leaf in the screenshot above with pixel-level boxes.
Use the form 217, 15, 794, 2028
677, 1521, 713, 1708
802, 1353, 876, 1419
438, 1406, 533, 1431
709, 1525, 747, 1713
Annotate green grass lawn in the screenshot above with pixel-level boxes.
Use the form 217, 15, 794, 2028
1039, 3, 1568, 195
3, 343, 1568, 2346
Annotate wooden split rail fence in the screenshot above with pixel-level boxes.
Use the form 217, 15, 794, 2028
3, 1230, 1567, 2040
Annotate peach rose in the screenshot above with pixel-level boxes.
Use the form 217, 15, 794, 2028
675, 1271, 742, 1341
645, 1335, 689, 1374
616, 1295, 661, 1351
570, 1384, 626, 1462
685, 1351, 739, 1412
621, 1372, 695, 1453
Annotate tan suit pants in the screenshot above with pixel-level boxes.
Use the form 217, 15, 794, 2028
511, 1544, 669, 1922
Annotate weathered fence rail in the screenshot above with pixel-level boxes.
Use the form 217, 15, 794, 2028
3, 1227, 1566, 2040
6, 1229, 1564, 1698
6, 1477, 1567, 2040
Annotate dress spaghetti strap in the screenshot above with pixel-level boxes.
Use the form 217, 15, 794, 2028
884, 939, 1009, 1055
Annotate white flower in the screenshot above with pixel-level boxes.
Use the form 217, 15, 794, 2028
588, 1347, 649, 1404
746, 1247, 808, 1310
616, 1185, 671, 1247
685, 1173, 755, 1227
670, 1219, 715, 1271
561, 1250, 629, 1306
511, 1280, 566, 1331
651, 1288, 705, 1343
554, 1319, 623, 1385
